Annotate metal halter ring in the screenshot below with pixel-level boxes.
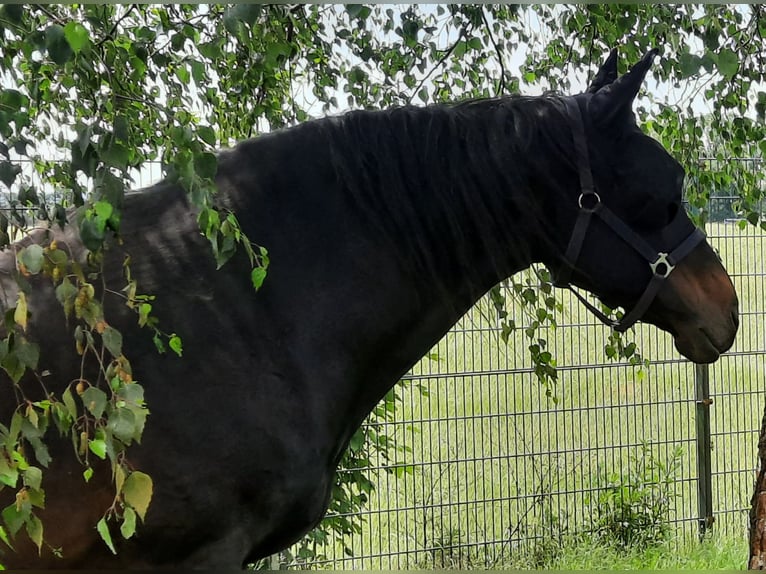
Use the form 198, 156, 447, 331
578, 192, 601, 210
650, 252, 675, 278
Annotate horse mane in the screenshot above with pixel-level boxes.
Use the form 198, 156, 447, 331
309, 94, 575, 294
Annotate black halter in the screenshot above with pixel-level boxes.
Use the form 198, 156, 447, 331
554, 97, 705, 333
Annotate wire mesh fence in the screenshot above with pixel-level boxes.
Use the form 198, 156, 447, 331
285, 157, 766, 568
707, 157, 765, 536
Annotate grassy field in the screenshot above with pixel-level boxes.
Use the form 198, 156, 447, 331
536, 530, 748, 569
286, 222, 765, 569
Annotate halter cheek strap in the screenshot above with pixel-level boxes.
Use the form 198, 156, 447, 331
555, 97, 705, 333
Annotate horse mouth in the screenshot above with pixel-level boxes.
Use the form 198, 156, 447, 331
673, 330, 721, 364
669, 317, 738, 364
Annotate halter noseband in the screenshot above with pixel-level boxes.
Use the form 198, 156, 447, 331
554, 97, 705, 333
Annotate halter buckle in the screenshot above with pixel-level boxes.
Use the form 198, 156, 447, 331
650, 252, 674, 278
578, 192, 601, 211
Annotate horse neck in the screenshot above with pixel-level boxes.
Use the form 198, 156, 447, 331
288, 101, 560, 447
341, 100, 556, 291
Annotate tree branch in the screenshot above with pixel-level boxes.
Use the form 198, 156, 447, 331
481, 7, 506, 96
406, 25, 469, 105
96, 4, 138, 49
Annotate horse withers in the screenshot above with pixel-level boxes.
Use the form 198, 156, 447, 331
0, 49, 738, 568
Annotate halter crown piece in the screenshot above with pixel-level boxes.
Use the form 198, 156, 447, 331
554, 97, 705, 333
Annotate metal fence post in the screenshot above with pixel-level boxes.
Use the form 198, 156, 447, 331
695, 362, 714, 537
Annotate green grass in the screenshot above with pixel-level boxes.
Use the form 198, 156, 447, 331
536, 531, 748, 570
287, 222, 765, 569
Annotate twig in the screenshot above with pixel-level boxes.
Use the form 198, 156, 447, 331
481, 7, 506, 96
36, 5, 65, 27
406, 25, 470, 105
114, 93, 171, 115
96, 4, 138, 49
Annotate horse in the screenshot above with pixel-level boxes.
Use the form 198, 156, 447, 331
0, 49, 738, 568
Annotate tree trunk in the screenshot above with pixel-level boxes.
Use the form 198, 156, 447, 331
748, 401, 766, 569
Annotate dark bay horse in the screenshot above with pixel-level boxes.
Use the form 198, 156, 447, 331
0, 50, 738, 568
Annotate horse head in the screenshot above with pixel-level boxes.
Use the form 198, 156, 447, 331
545, 49, 738, 363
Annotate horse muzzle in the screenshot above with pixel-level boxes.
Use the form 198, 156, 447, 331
644, 243, 739, 364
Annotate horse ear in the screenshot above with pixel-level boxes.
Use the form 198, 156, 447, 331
589, 48, 659, 125
586, 48, 618, 93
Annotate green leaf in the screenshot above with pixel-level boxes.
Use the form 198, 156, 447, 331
9, 412, 23, 445
15, 338, 39, 370
198, 40, 222, 60
0, 524, 12, 549
88, 438, 107, 460
1, 3, 23, 25
193, 152, 217, 179
96, 170, 125, 210
27, 487, 44, 509
51, 403, 71, 434
251, 267, 267, 291
106, 407, 136, 443
393, 464, 416, 478
96, 517, 116, 554
102, 326, 123, 358
0, 457, 18, 488
122, 471, 153, 521
226, 3, 261, 27
717, 48, 738, 78
47, 248, 67, 267
197, 126, 216, 147
170, 32, 186, 51
1, 349, 25, 383
348, 429, 365, 453
22, 466, 42, 491
190, 59, 206, 84
2, 503, 26, 536
131, 409, 148, 444
265, 42, 291, 64
346, 4, 370, 19
100, 143, 130, 169
0, 161, 21, 187
63, 21, 90, 53
56, 278, 78, 317
198, 206, 220, 235
223, 10, 243, 35
138, 302, 152, 327
83, 467, 93, 483
118, 382, 145, 406
0, 89, 25, 112
80, 216, 105, 252
92, 200, 113, 228
25, 513, 43, 554
62, 386, 78, 419
152, 333, 165, 354
114, 463, 126, 495
120, 507, 136, 539
175, 64, 190, 84
14, 291, 28, 331
453, 40, 468, 59
81, 387, 107, 419
45, 24, 73, 66
28, 436, 51, 467
168, 335, 182, 357
113, 114, 130, 142
678, 52, 700, 78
